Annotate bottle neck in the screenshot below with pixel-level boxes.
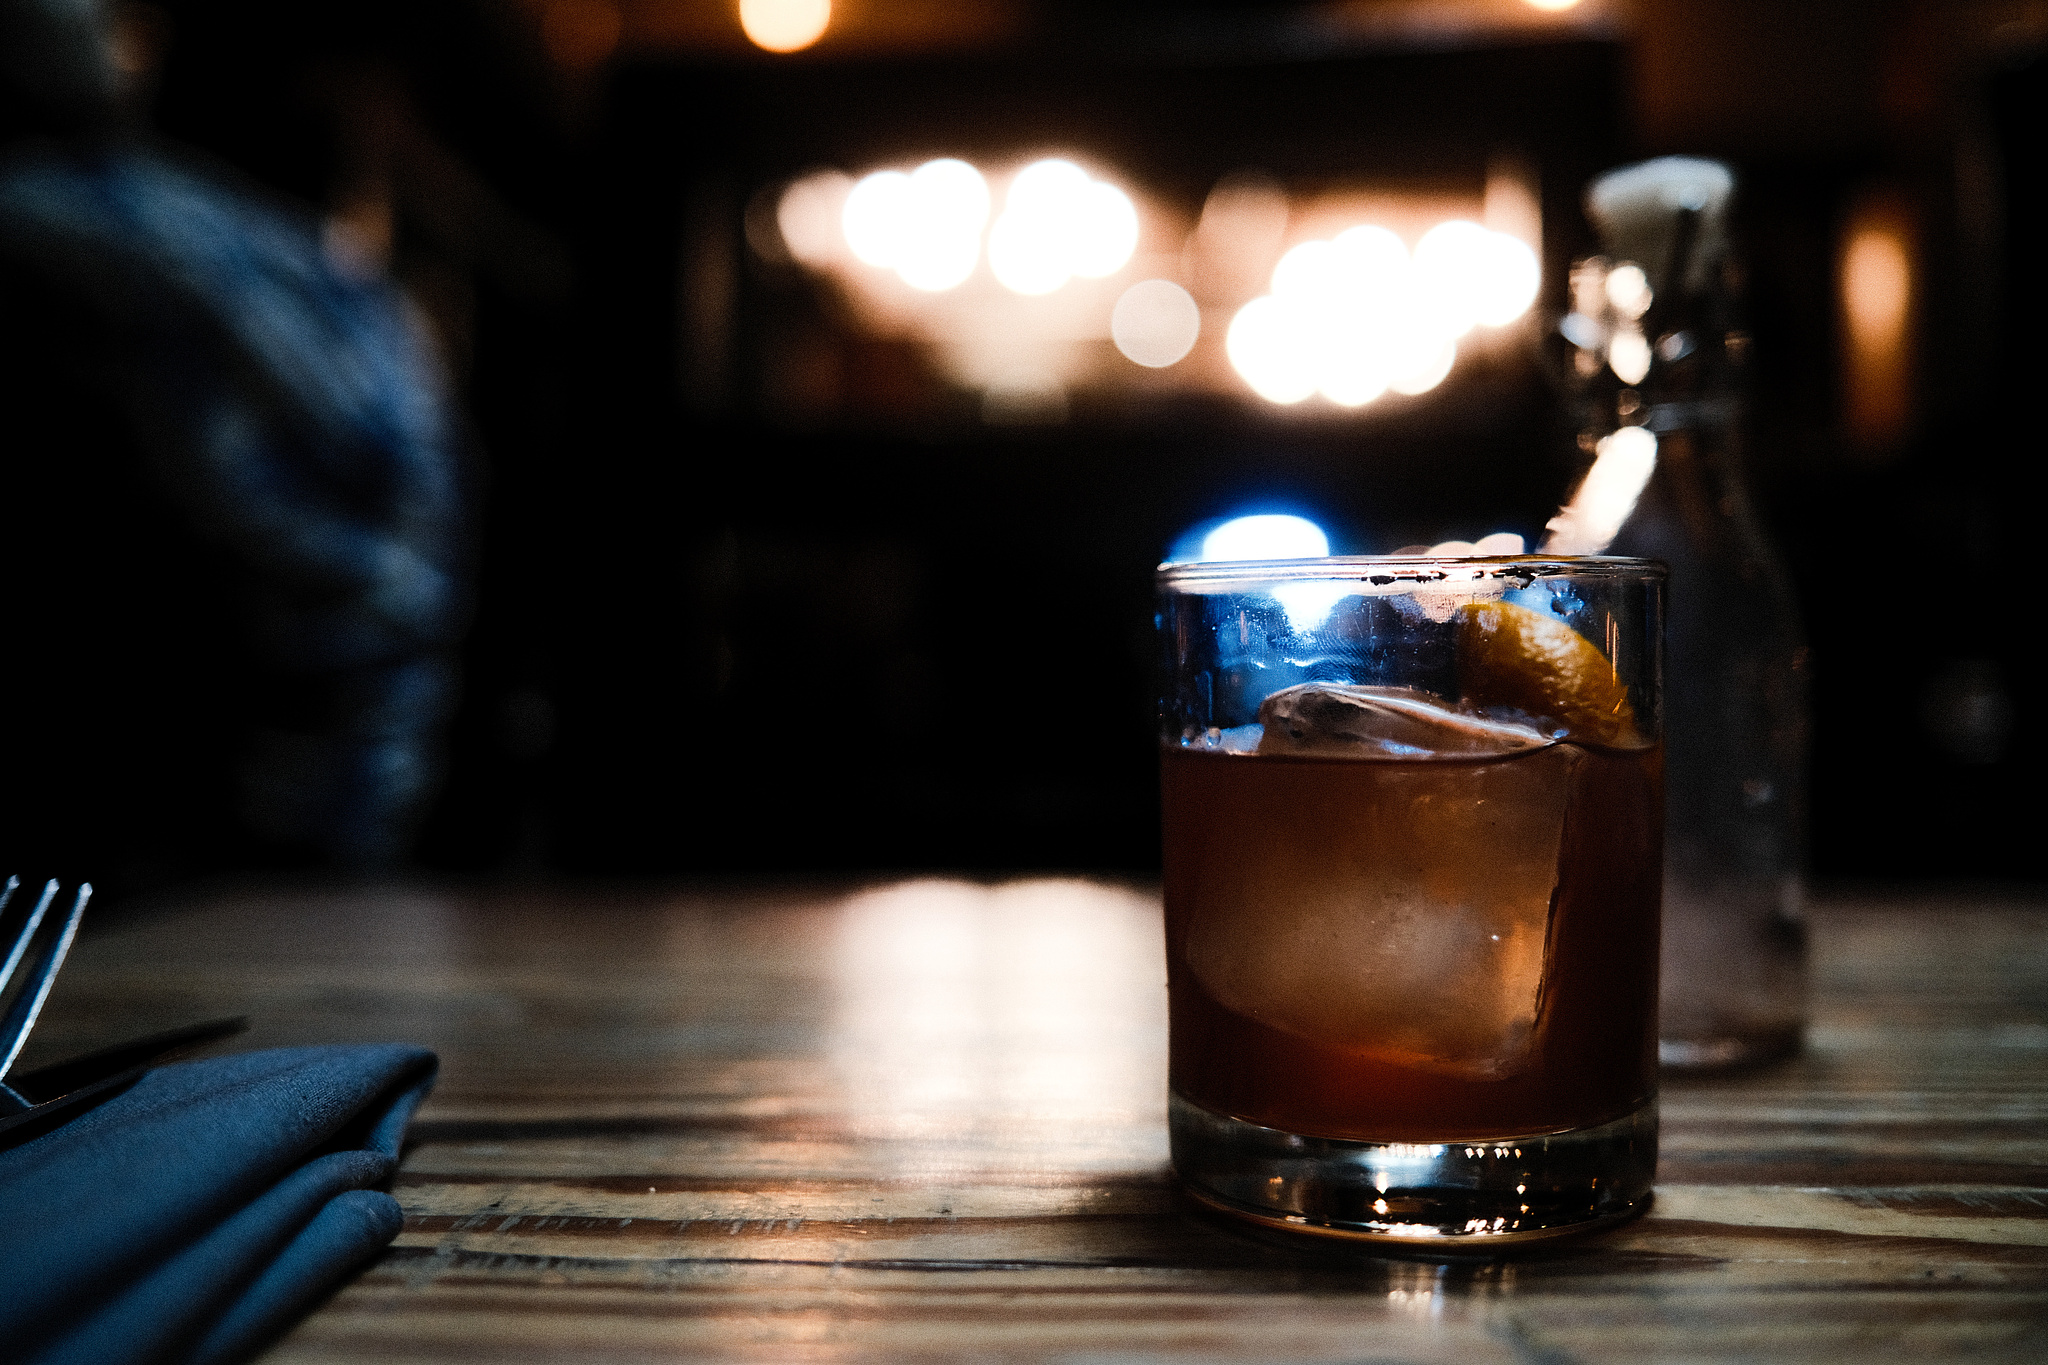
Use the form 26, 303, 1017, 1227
1561, 246, 1761, 530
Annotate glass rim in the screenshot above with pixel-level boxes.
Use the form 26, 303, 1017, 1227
1156, 554, 1665, 587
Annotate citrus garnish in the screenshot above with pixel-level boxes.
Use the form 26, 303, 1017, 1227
1456, 599, 1640, 746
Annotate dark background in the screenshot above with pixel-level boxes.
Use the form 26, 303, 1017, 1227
141, 0, 2048, 883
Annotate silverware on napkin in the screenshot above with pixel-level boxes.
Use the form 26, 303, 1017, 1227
2, 875, 250, 1144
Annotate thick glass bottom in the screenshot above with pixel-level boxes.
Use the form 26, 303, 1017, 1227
1170, 1090, 1656, 1248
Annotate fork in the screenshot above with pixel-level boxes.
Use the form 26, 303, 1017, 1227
0, 876, 93, 1113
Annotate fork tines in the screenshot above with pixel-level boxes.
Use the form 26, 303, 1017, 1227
0, 877, 93, 1106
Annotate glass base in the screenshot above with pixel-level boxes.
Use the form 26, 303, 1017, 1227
1659, 1025, 1802, 1072
1170, 1091, 1656, 1248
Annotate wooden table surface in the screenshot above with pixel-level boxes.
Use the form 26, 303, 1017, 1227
22, 878, 2048, 1362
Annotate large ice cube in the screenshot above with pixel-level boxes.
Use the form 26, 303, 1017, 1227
1256, 683, 1554, 760
1185, 685, 1578, 1079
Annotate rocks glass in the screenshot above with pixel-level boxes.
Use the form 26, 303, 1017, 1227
1159, 555, 1663, 1246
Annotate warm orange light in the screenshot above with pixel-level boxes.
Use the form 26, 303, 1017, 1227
1223, 218, 1534, 408
837, 160, 990, 291
987, 159, 1139, 295
1839, 192, 1915, 450
1843, 228, 1910, 354
739, 0, 830, 52
1523, 0, 1583, 10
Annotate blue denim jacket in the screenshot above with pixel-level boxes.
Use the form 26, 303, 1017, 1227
0, 140, 467, 871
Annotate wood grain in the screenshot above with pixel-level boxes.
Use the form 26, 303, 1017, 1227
22, 877, 2048, 1362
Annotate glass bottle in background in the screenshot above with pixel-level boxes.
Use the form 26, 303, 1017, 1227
1546, 157, 1810, 1070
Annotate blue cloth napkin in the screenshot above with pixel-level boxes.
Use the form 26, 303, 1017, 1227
0, 1044, 437, 1365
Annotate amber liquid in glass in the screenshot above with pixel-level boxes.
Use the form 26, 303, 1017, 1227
1162, 741, 1662, 1143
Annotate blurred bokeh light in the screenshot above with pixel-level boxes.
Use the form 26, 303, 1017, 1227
739, 0, 832, 53
1225, 218, 1536, 406
1111, 279, 1201, 368
843, 159, 990, 291
1562, 255, 1659, 385
1839, 192, 1916, 449
763, 151, 1550, 419
776, 169, 853, 267
988, 159, 1140, 296
1197, 514, 1331, 561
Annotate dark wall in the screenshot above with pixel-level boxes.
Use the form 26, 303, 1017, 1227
138, 8, 2047, 883
527, 42, 1628, 873
1762, 50, 2048, 882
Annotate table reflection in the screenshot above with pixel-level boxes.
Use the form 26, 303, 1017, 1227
831, 878, 1167, 1160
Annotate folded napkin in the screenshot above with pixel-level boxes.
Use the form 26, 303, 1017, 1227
0, 1045, 437, 1365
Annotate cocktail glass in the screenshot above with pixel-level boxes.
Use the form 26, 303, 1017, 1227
1159, 555, 1663, 1246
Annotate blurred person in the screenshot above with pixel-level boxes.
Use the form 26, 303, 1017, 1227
0, 0, 468, 891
